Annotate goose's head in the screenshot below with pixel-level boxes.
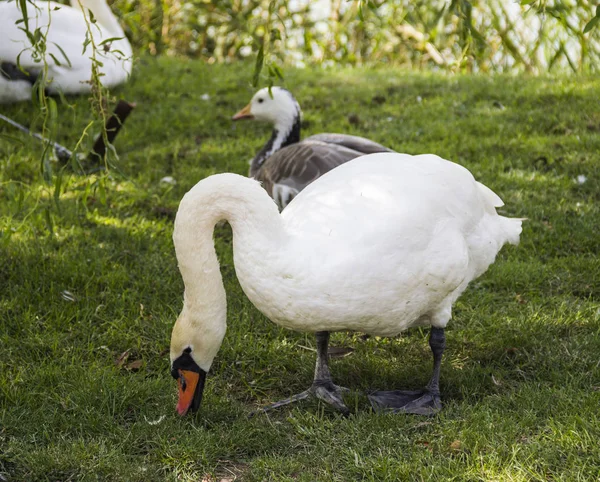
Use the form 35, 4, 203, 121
232, 87, 301, 130
170, 304, 227, 416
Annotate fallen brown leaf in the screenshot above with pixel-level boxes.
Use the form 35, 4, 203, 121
126, 359, 143, 371
450, 440, 462, 451
115, 349, 130, 367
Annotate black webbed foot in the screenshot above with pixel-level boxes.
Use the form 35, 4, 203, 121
312, 379, 350, 416
368, 389, 441, 416
251, 380, 350, 417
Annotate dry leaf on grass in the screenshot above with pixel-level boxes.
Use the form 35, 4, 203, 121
115, 349, 131, 367
126, 359, 143, 371
450, 440, 462, 451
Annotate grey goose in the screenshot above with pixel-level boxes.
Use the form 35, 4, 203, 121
232, 87, 394, 209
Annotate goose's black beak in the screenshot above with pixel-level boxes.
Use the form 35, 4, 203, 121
232, 103, 253, 121
175, 368, 207, 416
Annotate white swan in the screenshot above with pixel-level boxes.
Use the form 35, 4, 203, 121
0, 0, 132, 103
169, 153, 523, 416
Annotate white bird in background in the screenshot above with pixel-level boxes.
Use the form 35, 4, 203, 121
0, 0, 132, 103
168, 152, 523, 417
232, 87, 394, 209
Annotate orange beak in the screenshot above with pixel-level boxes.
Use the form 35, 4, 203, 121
232, 103, 253, 121
176, 369, 203, 416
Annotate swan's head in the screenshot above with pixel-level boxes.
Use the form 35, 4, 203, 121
232, 87, 301, 128
170, 304, 227, 416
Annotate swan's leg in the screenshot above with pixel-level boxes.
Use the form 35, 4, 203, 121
368, 327, 445, 416
253, 331, 350, 415
425, 327, 445, 396
311, 331, 350, 414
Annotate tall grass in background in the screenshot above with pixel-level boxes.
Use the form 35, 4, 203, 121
114, 0, 600, 74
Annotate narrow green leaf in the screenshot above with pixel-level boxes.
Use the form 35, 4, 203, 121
583, 16, 599, 34
98, 178, 107, 205
82, 32, 91, 55
18, 26, 36, 46
51, 42, 72, 68
47, 97, 58, 124
252, 42, 264, 87
42, 150, 53, 184
33, 27, 43, 44
18, 0, 29, 32
99, 36, 125, 46
43, 207, 54, 234
271, 63, 284, 80
15, 50, 28, 76
31, 78, 44, 109
53, 171, 63, 212
48, 53, 62, 67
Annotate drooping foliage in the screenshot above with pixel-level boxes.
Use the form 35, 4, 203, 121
113, 0, 600, 74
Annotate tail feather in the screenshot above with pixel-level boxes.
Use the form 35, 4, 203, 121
477, 181, 504, 208
500, 216, 524, 246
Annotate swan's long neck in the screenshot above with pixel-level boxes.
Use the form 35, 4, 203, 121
249, 110, 301, 177
173, 174, 285, 327
72, 0, 125, 37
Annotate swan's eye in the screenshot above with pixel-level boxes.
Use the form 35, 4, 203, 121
257, 98, 264, 103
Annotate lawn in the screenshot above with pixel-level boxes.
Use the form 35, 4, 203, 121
1, 58, 599, 481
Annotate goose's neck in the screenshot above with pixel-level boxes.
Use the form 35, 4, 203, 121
249, 113, 301, 177
174, 175, 285, 321
72, 0, 125, 37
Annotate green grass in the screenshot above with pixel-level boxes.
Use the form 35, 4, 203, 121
1, 58, 599, 481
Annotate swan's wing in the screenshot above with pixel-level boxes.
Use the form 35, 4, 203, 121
304, 133, 394, 154
1, 2, 88, 69
255, 140, 364, 208
0, 1, 131, 93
